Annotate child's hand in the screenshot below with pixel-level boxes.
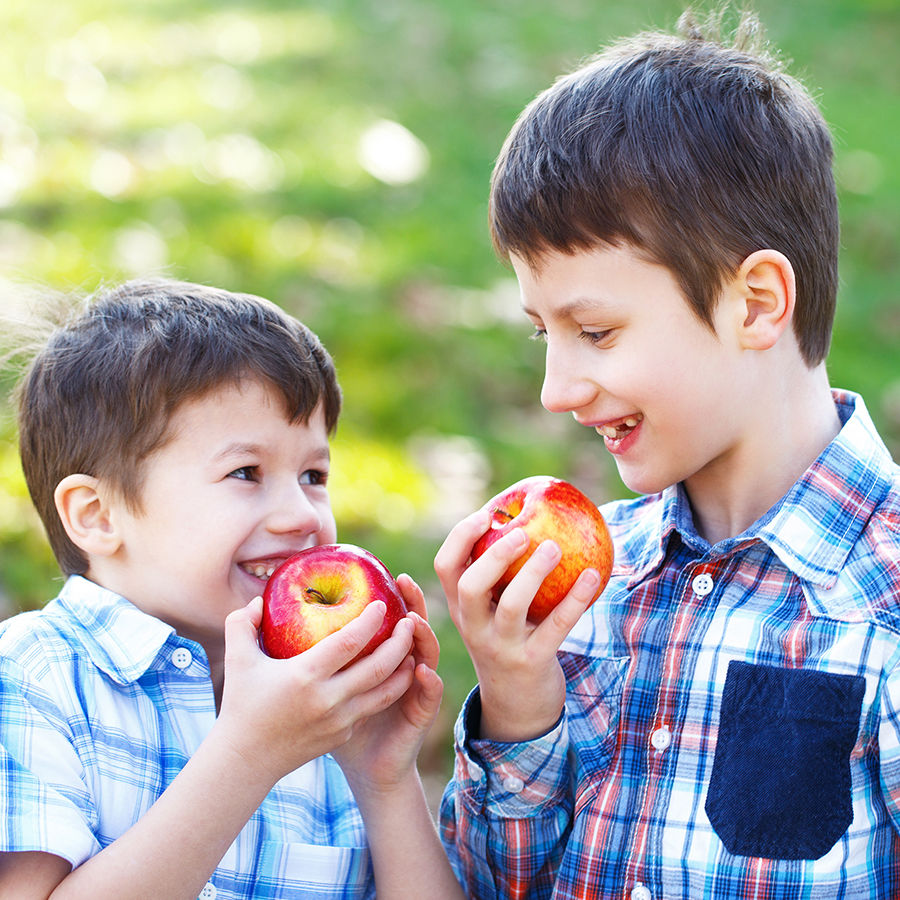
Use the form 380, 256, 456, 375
435, 508, 600, 742
216, 596, 417, 788
332, 574, 444, 799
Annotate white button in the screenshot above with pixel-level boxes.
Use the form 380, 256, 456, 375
467, 760, 484, 781
651, 726, 672, 751
691, 572, 714, 596
631, 884, 652, 900
502, 775, 525, 793
199, 883, 217, 900
171, 647, 193, 669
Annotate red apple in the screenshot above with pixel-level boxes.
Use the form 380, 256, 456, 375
260, 543, 408, 662
472, 476, 613, 623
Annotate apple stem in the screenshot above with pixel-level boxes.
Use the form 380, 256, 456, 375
493, 506, 514, 524
305, 587, 332, 605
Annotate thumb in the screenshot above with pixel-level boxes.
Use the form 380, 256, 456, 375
225, 596, 264, 657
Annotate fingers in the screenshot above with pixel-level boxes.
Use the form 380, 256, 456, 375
226, 595, 263, 628
489, 536, 558, 626
396, 572, 427, 620
414, 661, 443, 699
328, 610, 415, 690
360, 651, 417, 709
538, 566, 601, 640
303, 600, 390, 673
434, 508, 491, 599
451, 527, 532, 629
223, 596, 264, 663
410, 661, 444, 725
297, 612, 418, 726
407, 611, 440, 671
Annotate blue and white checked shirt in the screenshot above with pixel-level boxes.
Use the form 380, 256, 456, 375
440, 390, 900, 899
0, 576, 375, 899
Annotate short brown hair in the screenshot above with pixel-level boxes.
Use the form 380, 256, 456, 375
489, 10, 839, 366
15, 278, 342, 576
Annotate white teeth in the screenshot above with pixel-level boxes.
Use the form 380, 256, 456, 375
245, 564, 277, 581
599, 414, 643, 441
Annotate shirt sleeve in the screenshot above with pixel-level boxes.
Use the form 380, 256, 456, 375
439, 688, 573, 900
0, 655, 101, 867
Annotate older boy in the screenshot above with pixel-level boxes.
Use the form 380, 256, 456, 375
435, 11, 900, 900
0, 279, 464, 900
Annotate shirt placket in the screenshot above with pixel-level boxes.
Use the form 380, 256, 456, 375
623, 559, 721, 900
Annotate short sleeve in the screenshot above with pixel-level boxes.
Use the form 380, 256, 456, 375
0, 656, 101, 867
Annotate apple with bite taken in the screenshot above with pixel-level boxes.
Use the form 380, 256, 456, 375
472, 475, 613, 623
260, 543, 408, 662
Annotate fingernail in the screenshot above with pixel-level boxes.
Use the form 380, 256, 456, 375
509, 528, 529, 548
537, 539, 560, 561
581, 568, 601, 591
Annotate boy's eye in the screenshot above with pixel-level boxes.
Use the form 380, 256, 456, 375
529, 328, 548, 343
300, 469, 328, 486
228, 466, 256, 481
580, 329, 611, 344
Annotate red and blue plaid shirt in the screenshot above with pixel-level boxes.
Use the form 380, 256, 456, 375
441, 390, 900, 900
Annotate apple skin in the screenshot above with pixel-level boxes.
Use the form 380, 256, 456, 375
472, 476, 613, 623
260, 543, 408, 662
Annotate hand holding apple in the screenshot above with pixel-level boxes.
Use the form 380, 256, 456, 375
260, 543, 408, 662
471, 475, 613, 623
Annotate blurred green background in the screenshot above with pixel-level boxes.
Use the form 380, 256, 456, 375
1, 0, 899, 786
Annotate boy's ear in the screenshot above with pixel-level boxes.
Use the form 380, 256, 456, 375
729, 249, 796, 351
54, 474, 122, 558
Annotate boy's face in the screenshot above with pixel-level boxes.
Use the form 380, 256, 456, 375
96, 378, 337, 655
512, 243, 754, 498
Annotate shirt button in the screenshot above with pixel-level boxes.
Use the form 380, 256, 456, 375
502, 775, 525, 793
651, 726, 672, 751
467, 760, 484, 781
691, 572, 714, 596
171, 647, 193, 669
199, 883, 217, 900
631, 884, 652, 900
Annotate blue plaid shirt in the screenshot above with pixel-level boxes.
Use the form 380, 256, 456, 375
440, 390, 900, 899
0, 576, 375, 899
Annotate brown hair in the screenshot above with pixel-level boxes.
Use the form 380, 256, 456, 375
489, 10, 839, 366
15, 278, 342, 576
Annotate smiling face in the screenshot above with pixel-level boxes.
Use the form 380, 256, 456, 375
513, 243, 757, 499
92, 379, 337, 659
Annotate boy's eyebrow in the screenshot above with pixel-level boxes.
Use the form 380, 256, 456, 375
213, 440, 332, 462
521, 297, 612, 318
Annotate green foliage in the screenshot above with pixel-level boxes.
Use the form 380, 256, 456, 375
0, 0, 898, 779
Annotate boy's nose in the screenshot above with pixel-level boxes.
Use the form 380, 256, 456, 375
540, 343, 595, 414
267, 484, 323, 536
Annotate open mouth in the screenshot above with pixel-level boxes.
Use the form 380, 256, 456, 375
597, 413, 643, 442
239, 561, 282, 582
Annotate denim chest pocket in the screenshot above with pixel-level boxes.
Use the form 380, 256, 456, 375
706, 660, 865, 860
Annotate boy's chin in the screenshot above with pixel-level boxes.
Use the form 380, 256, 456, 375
613, 462, 674, 498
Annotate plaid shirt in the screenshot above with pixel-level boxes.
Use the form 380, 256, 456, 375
441, 389, 900, 900
0, 576, 375, 900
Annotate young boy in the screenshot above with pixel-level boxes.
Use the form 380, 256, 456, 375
435, 10, 900, 900
0, 278, 465, 900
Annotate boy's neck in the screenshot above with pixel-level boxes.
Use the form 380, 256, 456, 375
84, 567, 228, 710
684, 365, 841, 546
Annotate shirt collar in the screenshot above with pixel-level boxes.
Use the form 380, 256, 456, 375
57, 575, 197, 684
758, 389, 896, 588
625, 390, 895, 589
